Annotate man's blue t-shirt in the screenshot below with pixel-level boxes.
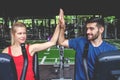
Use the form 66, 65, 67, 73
69, 37, 118, 80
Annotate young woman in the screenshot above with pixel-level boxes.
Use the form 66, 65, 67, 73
2, 9, 62, 80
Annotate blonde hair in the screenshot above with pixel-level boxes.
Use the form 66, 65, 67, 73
11, 22, 26, 45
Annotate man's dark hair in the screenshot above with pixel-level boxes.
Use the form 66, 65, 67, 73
85, 17, 105, 28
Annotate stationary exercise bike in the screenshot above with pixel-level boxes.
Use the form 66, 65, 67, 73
0, 43, 39, 80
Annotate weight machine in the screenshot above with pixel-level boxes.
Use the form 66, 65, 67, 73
52, 46, 72, 80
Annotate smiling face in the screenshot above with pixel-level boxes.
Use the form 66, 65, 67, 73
11, 22, 27, 45
13, 27, 27, 44
86, 22, 104, 41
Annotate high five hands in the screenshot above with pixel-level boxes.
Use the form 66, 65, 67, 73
58, 8, 66, 30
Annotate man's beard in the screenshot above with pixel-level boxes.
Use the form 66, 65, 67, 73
87, 31, 99, 41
